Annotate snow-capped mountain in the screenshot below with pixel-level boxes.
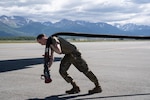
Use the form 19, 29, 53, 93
0, 15, 32, 28
114, 23, 150, 35
0, 15, 150, 37
114, 23, 149, 31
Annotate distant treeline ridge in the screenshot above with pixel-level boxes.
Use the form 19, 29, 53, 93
0, 36, 36, 40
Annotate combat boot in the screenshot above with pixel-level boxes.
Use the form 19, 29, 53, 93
66, 86, 80, 94
88, 86, 102, 94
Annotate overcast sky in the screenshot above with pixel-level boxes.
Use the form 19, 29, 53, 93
0, 0, 150, 25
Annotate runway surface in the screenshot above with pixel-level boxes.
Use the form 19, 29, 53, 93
0, 41, 150, 100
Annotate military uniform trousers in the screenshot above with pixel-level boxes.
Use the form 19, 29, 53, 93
59, 51, 99, 86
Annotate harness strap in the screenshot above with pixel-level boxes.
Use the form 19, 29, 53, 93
52, 32, 150, 40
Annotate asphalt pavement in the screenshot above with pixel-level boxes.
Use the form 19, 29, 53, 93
0, 41, 150, 100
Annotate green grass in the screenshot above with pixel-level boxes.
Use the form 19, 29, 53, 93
0, 36, 36, 43
0, 37, 147, 43
0, 40, 36, 43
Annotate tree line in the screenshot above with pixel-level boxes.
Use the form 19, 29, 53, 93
0, 36, 36, 40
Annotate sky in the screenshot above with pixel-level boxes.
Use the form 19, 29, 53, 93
0, 0, 150, 25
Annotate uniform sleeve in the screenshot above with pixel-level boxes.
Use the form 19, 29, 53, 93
52, 36, 59, 45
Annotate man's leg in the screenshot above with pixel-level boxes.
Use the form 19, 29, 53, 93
72, 52, 102, 94
83, 70, 102, 94
59, 54, 80, 94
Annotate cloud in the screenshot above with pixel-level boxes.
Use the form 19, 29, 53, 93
0, 0, 150, 25
128, 0, 150, 4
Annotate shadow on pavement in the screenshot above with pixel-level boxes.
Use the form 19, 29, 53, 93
28, 93, 150, 100
0, 57, 62, 73
28, 93, 90, 100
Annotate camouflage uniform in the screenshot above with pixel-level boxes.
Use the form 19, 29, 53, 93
52, 36, 99, 86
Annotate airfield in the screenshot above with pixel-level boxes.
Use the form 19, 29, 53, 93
0, 41, 150, 100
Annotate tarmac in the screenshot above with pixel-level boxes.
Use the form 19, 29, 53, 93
0, 41, 150, 100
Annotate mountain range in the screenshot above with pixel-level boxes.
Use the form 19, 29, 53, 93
0, 15, 150, 37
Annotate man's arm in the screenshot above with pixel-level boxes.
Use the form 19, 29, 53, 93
50, 37, 62, 54
48, 37, 62, 68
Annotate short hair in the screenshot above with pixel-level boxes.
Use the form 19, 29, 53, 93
36, 34, 45, 40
